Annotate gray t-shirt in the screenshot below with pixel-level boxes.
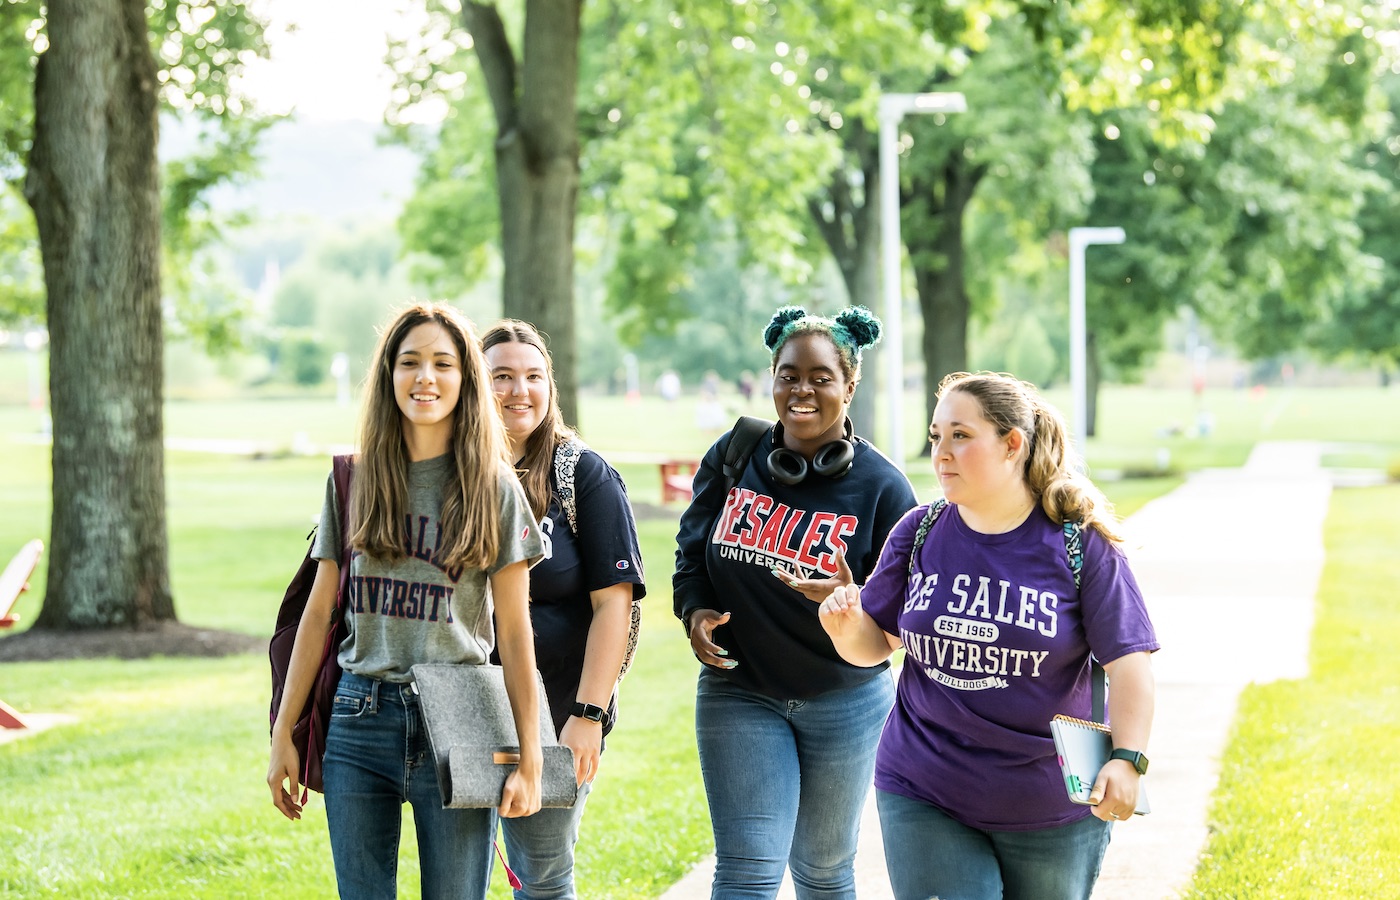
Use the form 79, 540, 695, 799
312, 454, 544, 682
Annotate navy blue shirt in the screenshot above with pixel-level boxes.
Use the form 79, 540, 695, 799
495, 448, 645, 737
673, 424, 917, 700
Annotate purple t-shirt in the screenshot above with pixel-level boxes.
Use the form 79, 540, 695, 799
862, 503, 1159, 831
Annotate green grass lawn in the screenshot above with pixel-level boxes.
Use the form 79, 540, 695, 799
1184, 483, 1400, 899
2, 386, 1399, 897
0, 516, 706, 899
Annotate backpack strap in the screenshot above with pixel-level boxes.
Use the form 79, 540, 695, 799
550, 437, 643, 686
330, 454, 355, 607
906, 499, 949, 578
551, 437, 586, 535
722, 416, 773, 493
1062, 517, 1108, 724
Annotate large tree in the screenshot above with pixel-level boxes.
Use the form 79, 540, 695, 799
1078, 3, 1390, 421
23, 0, 170, 628
1314, 70, 1400, 375
459, 1, 584, 423
7, 0, 267, 630
390, 1, 837, 427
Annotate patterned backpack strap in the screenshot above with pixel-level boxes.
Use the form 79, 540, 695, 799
1061, 518, 1084, 591
907, 499, 949, 577
553, 436, 644, 684
552, 437, 586, 535
1062, 515, 1108, 722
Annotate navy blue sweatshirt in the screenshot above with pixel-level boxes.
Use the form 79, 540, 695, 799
673, 424, 917, 699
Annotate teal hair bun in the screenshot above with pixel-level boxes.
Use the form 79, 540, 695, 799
835, 306, 882, 350
763, 305, 808, 351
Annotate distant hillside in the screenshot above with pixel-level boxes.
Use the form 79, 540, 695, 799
163, 117, 424, 222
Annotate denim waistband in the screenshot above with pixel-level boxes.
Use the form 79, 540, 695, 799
338, 670, 419, 707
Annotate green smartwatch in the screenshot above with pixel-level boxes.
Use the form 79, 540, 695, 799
1109, 748, 1149, 775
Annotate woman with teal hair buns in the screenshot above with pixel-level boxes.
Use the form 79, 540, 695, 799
673, 305, 918, 899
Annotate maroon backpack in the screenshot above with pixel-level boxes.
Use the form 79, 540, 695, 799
268, 455, 354, 799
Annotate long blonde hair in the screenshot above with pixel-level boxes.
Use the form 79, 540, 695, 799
480, 319, 576, 520
351, 302, 509, 570
936, 371, 1123, 543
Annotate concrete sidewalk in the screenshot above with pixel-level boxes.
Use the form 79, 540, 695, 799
660, 441, 1332, 900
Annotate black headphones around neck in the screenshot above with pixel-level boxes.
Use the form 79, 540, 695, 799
767, 419, 856, 485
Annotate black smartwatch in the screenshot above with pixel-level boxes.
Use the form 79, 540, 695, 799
1109, 748, 1149, 775
571, 702, 610, 728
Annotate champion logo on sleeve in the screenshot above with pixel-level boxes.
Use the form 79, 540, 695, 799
615, 560, 630, 570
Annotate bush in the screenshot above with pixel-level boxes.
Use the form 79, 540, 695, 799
281, 334, 329, 386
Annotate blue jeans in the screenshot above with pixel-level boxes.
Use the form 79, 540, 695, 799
695, 668, 895, 900
323, 672, 494, 900
876, 790, 1112, 900
497, 780, 593, 899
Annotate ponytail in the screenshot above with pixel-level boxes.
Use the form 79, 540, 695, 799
936, 372, 1123, 544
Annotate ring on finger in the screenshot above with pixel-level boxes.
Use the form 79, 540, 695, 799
1109, 812, 1121, 820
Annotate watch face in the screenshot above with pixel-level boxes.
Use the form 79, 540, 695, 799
573, 702, 605, 722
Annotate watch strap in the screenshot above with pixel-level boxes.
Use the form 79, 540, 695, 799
1109, 748, 1149, 775
571, 701, 611, 728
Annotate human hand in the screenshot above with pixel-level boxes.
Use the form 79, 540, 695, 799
266, 734, 304, 821
817, 583, 866, 641
498, 758, 542, 818
771, 549, 854, 604
1088, 758, 1141, 822
687, 609, 737, 669
560, 715, 603, 786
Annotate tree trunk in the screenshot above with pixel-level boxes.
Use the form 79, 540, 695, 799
23, 0, 173, 629
465, 1, 583, 427
807, 127, 881, 442
907, 155, 984, 456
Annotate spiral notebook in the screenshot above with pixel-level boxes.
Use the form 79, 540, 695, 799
1050, 714, 1151, 815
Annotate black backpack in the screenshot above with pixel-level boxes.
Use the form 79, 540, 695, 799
721, 416, 772, 492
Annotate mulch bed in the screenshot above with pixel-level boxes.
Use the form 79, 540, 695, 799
0, 621, 263, 662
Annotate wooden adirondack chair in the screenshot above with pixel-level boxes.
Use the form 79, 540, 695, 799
0, 539, 43, 729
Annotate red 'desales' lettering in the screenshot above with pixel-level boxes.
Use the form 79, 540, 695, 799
711, 488, 858, 577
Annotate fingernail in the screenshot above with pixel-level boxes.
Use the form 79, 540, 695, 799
722, 660, 738, 668
715, 649, 728, 656
770, 567, 785, 578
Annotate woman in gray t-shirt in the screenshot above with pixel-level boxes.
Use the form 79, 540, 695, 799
268, 303, 544, 899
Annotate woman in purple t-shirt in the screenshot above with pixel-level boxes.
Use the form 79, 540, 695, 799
818, 372, 1158, 900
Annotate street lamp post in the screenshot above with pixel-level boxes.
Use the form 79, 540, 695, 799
1068, 226, 1126, 457
878, 91, 966, 472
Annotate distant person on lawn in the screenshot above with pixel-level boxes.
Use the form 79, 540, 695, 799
673, 304, 917, 899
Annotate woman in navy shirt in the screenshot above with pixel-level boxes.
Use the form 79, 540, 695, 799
484, 320, 646, 900
674, 305, 916, 899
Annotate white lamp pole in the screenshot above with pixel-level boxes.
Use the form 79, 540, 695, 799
878, 91, 966, 471
1068, 226, 1126, 456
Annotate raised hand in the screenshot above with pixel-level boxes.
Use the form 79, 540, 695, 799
771, 549, 855, 604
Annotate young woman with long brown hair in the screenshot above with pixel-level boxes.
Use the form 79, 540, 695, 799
268, 303, 545, 899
